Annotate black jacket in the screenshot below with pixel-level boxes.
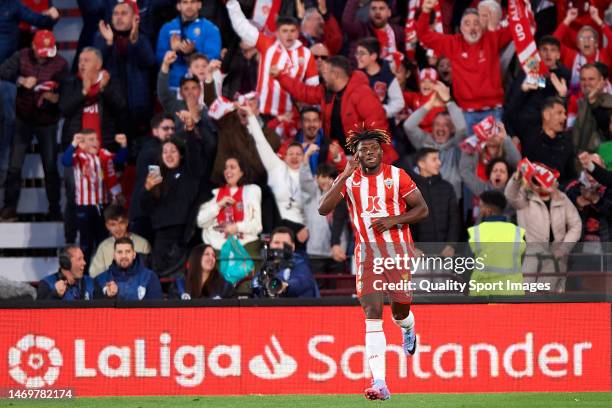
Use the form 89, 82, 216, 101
58, 74, 126, 148
140, 130, 204, 232
521, 130, 577, 187
504, 65, 571, 139
410, 173, 460, 244
130, 137, 161, 221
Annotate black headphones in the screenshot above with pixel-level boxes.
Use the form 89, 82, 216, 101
58, 246, 73, 271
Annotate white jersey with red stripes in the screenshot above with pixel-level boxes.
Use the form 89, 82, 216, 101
255, 35, 318, 116
341, 163, 417, 246
72, 149, 118, 206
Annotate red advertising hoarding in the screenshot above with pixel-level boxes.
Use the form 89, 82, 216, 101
1, 303, 609, 396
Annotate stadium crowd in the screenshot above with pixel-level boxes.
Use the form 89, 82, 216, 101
0, 0, 611, 300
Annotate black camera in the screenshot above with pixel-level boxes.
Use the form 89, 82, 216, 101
253, 241, 294, 297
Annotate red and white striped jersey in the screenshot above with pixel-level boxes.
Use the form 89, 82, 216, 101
341, 163, 417, 246
226, 0, 318, 115
72, 148, 121, 206
255, 35, 319, 116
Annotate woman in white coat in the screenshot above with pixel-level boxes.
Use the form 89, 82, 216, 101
197, 157, 262, 256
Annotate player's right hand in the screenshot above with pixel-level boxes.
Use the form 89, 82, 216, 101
342, 154, 359, 177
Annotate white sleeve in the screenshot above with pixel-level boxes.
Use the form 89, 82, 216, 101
383, 78, 405, 118
226, 0, 260, 47
236, 185, 263, 236
247, 114, 284, 174
196, 189, 221, 228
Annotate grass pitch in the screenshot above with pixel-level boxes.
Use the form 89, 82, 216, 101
3, 393, 612, 408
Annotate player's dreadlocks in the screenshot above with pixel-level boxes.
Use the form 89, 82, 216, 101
345, 123, 391, 154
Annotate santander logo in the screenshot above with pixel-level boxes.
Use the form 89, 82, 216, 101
248, 335, 297, 379
8, 334, 63, 388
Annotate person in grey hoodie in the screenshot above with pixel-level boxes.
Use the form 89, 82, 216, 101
299, 155, 349, 275
402, 81, 466, 198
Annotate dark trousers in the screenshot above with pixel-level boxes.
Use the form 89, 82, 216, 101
75, 204, 108, 269
64, 167, 77, 243
4, 118, 60, 213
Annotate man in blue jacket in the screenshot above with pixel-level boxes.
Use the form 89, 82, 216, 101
253, 226, 320, 298
156, 0, 221, 88
95, 236, 162, 300
38, 245, 95, 300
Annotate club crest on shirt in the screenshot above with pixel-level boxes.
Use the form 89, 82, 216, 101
384, 178, 393, 189
193, 27, 201, 37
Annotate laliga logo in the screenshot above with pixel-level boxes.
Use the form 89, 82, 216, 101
8, 335, 63, 388
248, 335, 297, 379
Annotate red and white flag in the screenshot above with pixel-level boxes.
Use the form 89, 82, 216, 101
405, 0, 443, 60
251, 0, 281, 34
508, 0, 548, 84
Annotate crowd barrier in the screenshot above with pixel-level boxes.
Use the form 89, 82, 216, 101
1, 298, 611, 396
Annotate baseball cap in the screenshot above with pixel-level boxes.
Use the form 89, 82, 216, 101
33, 30, 57, 58
419, 67, 438, 83
179, 73, 199, 87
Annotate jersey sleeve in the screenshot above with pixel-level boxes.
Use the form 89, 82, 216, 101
255, 34, 275, 54
399, 169, 417, 198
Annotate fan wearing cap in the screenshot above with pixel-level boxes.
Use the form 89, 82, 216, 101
93, 0, 156, 142
0, 30, 68, 222
402, 67, 447, 134
505, 158, 582, 293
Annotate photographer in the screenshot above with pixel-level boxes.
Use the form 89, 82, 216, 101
252, 227, 319, 298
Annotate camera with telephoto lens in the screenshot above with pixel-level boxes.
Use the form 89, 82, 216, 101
254, 238, 294, 298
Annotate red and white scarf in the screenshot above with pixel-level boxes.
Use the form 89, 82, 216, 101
508, 0, 548, 83
570, 50, 601, 91
374, 24, 398, 59
405, 0, 443, 60
216, 186, 245, 224
251, 0, 281, 35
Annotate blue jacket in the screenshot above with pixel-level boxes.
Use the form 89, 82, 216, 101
295, 129, 332, 176
38, 272, 95, 300
93, 33, 156, 120
253, 252, 320, 298
95, 255, 162, 300
0, 0, 56, 62
156, 16, 221, 88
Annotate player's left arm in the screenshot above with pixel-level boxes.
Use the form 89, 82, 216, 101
371, 189, 429, 233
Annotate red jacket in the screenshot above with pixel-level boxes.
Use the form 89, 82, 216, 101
553, 22, 611, 81
277, 70, 398, 164
416, 11, 512, 111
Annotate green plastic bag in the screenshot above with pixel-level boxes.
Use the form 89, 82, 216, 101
219, 236, 254, 284
597, 141, 612, 170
